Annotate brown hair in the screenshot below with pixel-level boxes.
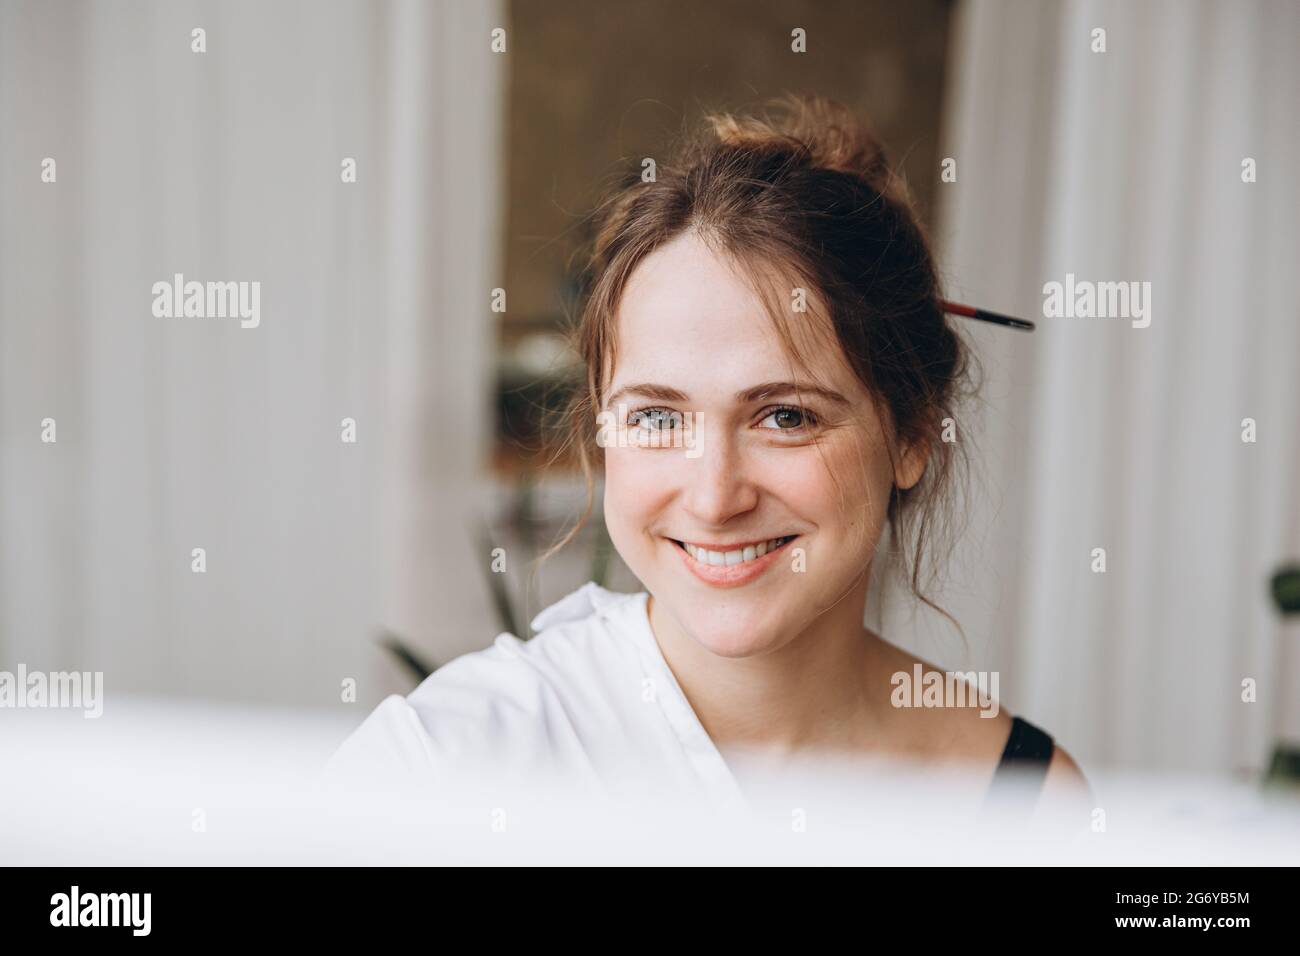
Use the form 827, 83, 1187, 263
543, 93, 977, 628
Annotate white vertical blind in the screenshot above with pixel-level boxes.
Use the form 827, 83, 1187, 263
0, 0, 504, 709
918, 0, 1300, 774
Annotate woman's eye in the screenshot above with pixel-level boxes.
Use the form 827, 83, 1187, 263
628, 407, 683, 430
758, 405, 816, 431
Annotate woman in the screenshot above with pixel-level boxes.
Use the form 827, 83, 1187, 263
328, 95, 1089, 824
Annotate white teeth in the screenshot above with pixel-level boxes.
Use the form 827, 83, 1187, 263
682, 536, 792, 568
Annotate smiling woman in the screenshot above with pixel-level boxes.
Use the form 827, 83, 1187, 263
557, 96, 963, 634
550, 92, 1087, 807
326, 94, 1089, 827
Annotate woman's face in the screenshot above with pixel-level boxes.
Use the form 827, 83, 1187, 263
602, 231, 922, 658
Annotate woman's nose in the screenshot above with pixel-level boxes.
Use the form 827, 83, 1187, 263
680, 428, 759, 526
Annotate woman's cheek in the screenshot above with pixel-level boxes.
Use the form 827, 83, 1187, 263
602, 447, 669, 559
791, 437, 891, 564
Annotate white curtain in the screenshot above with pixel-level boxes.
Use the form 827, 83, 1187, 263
911, 0, 1300, 775
0, 0, 504, 708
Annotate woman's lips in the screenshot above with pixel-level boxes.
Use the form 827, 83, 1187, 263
668, 535, 799, 588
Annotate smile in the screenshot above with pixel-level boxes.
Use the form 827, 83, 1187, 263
668, 534, 799, 588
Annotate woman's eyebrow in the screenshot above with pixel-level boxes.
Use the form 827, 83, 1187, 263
604, 383, 690, 407
605, 381, 850, 407
739, 381, 851, 406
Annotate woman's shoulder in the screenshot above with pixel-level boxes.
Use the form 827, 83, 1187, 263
873, 639, 1090, 807
321, 583, 651, 789
402, 583, 647, 728
872, 639, 1010, 760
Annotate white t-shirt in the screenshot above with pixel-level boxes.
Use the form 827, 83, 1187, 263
323, 582, 750, 813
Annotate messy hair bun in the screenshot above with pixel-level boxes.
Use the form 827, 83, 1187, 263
550, 93, 974, 628
705, 94, 895, 186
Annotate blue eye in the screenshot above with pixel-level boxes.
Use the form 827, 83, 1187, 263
758, 405, 816, 430
628, 407, 683, 430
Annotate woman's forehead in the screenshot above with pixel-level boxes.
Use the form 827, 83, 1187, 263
608, 236, 854, 395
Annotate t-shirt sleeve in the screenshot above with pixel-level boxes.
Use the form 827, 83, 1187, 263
316, 694, 440, 796
312, 626, 618, 802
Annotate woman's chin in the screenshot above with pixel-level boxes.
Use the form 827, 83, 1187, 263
680, 610, 792, 659
646, 575, 804, 658
690, 633, 778, 659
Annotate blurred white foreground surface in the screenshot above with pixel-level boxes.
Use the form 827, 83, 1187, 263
3, 696, 1298, 865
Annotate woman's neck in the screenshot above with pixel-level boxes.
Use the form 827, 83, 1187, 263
646, 577, 890, 758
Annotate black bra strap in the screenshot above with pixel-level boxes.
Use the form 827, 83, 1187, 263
982, 715, 1054, 813
998, 715, 1055, 769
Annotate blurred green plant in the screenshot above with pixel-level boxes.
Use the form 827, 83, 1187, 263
1271, 564, 1300, 615
1263, 563, 1300, 792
